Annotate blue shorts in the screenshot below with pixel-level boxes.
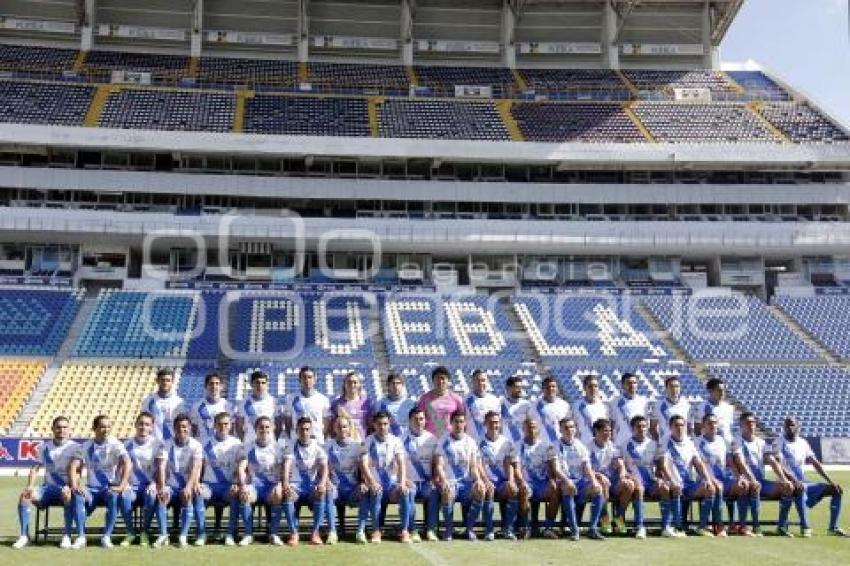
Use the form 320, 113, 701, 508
330, 479, 361, 504
84, 485, 127, 514
129, 483, 156, 506
414, 480, 435, 501
636, 468, 655, 492
449, 479, 475, 503
201, 482, 233, 504
604, 472, 620, 493
32, 484, 69, 508
251, 480, 277, 503
682, 480, 701, 500
529, 478, 549, 501
759, 478, 780, 496
289, 481, 321, 502
804, 482, 832, 509
492, 478, 511, 497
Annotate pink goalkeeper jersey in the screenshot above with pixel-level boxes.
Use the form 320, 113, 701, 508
417, 390, 465, 437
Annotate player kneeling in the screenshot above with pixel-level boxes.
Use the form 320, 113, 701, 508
282, 417, 329, 546
552, 417, 605, 541
236, 416, 286, 545
623, 415, 677, 538
478, 410, 520, 540
326, 415, 369, 545
13, 416, 86, 550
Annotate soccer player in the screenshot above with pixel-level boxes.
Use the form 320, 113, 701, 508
514, 416, 558, 539
531, 376, 570, 444
587, 418, 634, 537
330, 371, 372, 442
417, 366, 465, 438
696, 413, 743, 537
325, 415, 369, 545
551, 417, 605, 541
282, 417, 330, 546
574, 375, 611, 445
190, 372, 234, 444
282, 366, 331, 443
156, 414, 205, 547
731, 411, 794, 536
500, 375, 533, 444
623, 415, 676, 538
402, 407, 440, 542
124, 411, 168, 548
235, 369, 278, 445
691, 378, 735, 445
239, 416, 286, 546
478, 410, 520, 540
609, 372, 649, 447
362, 410, 414, 543
13, 416, 86, 550
434, 411, 486, 541
774, 416, 847, 537
375, 372, 417, 437
659, 414, 715, 537
464, 369, 501, 442
200, 412, 246, 546
650, 375, 692, 442
80, 415, 133, 548
142, 367, 186, 442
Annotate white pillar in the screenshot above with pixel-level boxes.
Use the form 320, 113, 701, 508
400, 0, 414, 66
80, 0, 95, 52
501, 0, 516, 69
298, 0, 310, 63
602, 0, 619, 69
702, 1, 716, 69
191, 0, 203, 58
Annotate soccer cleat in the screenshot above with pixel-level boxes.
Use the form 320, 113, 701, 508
370, 530, 382, 544
120, 534, 137, 547
238, 535, 253, 546
466, 530, 478, 542
194, 536, 206, 547
71, 536, 87, 550
410, 531, 422, 543
355, 530, 368, 545
502, 530, 517, 541
484, 532, 495, 542
224, 535, 236, 546
153, 535, 170, 548
541, 528, 558, 540
286, 533, 299, 547
59, 535, 72, 549
139, 533, 150, 547
270, 535, 284, 546
178, 535, 189, 548
776, 526, 794, 538
587, 529, 605, 541
752, 528, 764, 538
828, 527, 849, 537
309, 533, 323, 546
326, 532, 338, 545
715, 527, 728, 538
612, 516, 627, 535
674, 529, 688, 539
801, 528, 813, 538
13, 535, 29, 549
101, 535, 113, 549
425, 530, 439, 542
569, 531, 580, 542
694, 527, 714, 537
739, 526, 755, 537
661, 526, 678, 538
400, 530, 412, 544
635, 527, 647, 540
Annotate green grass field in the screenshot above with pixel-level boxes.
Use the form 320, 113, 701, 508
0, 474, 848, 565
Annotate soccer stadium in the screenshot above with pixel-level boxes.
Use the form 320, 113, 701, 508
0, 0, 848, 564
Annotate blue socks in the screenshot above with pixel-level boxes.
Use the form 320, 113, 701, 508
699, 495, 713, 529
736, 495, 748, 526
483, 499, 494, 535
562, 495, 578, 534
466, 499, 482, 532
442, 501, 454, 538
73, 493, 86, 536
660, 498, 671, 529
711, 493, 723, 526
634, 496, 645, 529
589, 494, 604, 531
749, 493, 761, 530
504, 499, 518, 534
829, 491, 842, 531
778, 495, 792, 529
794, 491, 809, 530
283, 501, 297, 533
671, 495, 683, 529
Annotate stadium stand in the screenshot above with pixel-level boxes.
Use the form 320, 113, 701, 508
308, 62, 409, 91
633, 103, 777, 143
511, 294, 668, 363
0, 44, 78, 72
0, 288, 83, 356
757, 103, 850, 143
518, 69, 631, 100
0, 81, 94, 127
29, 363, 158, 437
244, 95, 370, 136
642, 294, 820, 361
98, 88, 235, 132
414, 65, 516, 95
378, 99, 510, 140
622, 70, 739, 99
72, 290, 220, 359
511, 102, 645, 143
725, 70, 790, 101
198, 57, 297, 87
0, 360, 47, 435
83, 50, 189, 82
707, 365, 850, 437
773, 295, 850, 359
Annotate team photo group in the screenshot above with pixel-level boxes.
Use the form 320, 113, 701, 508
12, 365, 847, 550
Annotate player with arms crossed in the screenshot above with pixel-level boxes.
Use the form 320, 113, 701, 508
283, 366, 331, 443
651, 375, 692, 442
375, 372, 417, 437
574, 375, 611, 445
500, 375, 533, 444
13, 416, 86, 550
190, 372, 233, 444
532, 377, 570, 445
610, 372, 649, 447
143, 368, 186, 442
464, 369, 501, 442
236, 370, 278, 444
